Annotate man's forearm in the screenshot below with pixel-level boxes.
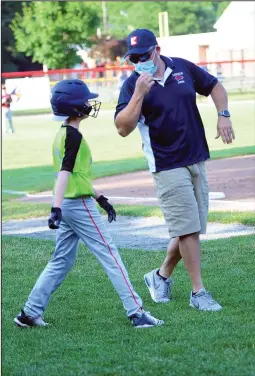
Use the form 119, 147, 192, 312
211, 82, 228, 112
115, 91, 144, 137
53, 170, 70, 207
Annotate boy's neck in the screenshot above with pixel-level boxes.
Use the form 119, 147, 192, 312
64, 119, 81, 129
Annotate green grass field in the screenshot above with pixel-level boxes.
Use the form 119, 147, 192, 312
2, 235, 255, 376
2, 100, 255, 375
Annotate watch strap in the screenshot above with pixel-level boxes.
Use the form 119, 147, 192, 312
218, 110, 230, 117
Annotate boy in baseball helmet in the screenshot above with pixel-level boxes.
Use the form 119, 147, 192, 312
14, 79, 164, 329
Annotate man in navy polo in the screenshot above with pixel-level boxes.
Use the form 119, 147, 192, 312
114, 29, 235, 311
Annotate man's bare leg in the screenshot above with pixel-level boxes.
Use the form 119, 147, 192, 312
159, 237, 182, 278
179, 232, 204, 292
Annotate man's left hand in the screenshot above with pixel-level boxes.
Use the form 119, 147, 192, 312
215, 117, 235, 144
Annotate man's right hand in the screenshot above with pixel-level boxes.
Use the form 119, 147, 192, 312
48, 207, 62, 229
135, 72, 155, 97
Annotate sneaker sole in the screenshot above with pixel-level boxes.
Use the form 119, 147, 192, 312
133, 324, 155, 328
14, 317, 49, 327
14, 318, 31, 328
144, 275, 170, 303
133, 322, 165, 328
189, 302, 222, 311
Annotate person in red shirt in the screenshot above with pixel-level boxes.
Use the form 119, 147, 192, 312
2, 83, 15, 134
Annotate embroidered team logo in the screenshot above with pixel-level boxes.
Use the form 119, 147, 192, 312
173, 72, 185, 84
175, 75, 184, 81
130, 36, 138, 46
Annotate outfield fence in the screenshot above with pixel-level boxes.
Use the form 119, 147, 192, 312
2, 59, 255, 109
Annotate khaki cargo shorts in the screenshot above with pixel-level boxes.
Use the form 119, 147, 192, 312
153, 162, 209, 238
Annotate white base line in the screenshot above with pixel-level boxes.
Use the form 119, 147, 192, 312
3, 189, 226, 200
3, 190, 29, 195
21, 192, 226, 200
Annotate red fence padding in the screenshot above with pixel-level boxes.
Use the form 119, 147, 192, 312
2, 59, 255, 79
1, 66, 134, 78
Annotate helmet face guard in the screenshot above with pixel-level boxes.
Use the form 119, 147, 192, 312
77, 100, 101, 118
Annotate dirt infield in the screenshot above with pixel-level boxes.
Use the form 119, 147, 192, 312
93, 154, 255, 200
20, 155, 255, 207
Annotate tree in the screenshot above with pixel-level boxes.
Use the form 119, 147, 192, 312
11, 2, 100, 69
97, 2, 165, 38
166, 2, 230, 36
8, 1, 230, 70
1, 1, 42, 72
96, 2, 230, 38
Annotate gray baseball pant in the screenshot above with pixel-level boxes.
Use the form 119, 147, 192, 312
2, 107, 14, 133
24, 197, 143, 318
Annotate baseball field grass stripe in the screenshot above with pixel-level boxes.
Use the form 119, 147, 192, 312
2, 196, 255, 225
2, 148, 255, 196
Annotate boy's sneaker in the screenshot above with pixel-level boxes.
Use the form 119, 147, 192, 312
130, 311, 164, 328
189, 288, 222, 311
144, 268, 173, 303
14, 309, 48, 328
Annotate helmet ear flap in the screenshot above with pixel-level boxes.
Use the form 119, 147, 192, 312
83, 105, 92, 115
74, 104, 92, 117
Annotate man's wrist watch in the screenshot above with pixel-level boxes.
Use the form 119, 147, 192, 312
218, 109, 230, 117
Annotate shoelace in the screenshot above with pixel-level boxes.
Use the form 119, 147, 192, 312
162, 282, 170, 298
144, 311, 159, 324
196, 291, 217, 306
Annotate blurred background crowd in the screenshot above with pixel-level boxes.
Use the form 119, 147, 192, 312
2, 1, 255, 111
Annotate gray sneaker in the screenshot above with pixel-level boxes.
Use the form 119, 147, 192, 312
144, 269, 173, 303
189, 288, 222, 311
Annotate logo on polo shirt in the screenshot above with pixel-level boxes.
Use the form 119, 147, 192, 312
130, 36, 138, 46
173, 72, 185, 84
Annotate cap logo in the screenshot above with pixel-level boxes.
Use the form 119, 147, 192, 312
130, 36, 137, 46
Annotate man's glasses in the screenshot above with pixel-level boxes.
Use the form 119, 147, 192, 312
128, 49, 155, 64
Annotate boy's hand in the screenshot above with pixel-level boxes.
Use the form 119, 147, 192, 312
48, 207, 62, 229
96, 195, 116, 223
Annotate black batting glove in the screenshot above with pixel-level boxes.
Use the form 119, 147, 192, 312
96, 195, 116, 223
48, 207, 62, 229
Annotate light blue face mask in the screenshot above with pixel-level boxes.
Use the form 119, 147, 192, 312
135, 51, 158, 75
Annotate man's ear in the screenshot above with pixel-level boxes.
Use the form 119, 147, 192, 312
156, 45, 161, 54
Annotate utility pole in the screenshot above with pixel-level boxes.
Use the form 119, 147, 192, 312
158, 12, 169, 38
102, 1, 108, 34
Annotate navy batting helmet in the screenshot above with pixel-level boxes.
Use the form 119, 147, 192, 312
50, 79, 101, 121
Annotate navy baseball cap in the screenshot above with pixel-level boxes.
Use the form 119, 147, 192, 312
124, 29, 157, 58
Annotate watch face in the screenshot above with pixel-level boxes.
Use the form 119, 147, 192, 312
223, 110, 230, 117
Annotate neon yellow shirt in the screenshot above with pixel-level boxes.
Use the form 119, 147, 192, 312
52, 125, 95, 198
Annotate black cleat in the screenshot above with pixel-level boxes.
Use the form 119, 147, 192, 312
14, 309, 48, 328
130, 311, 164, 328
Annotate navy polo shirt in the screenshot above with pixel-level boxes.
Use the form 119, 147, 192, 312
114, 55, 218, 172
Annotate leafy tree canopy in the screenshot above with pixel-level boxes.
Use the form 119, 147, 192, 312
2, 1, 42, 72
98, 1, 230, 38
8, 1, 230, 69
11, 1, 100, 69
